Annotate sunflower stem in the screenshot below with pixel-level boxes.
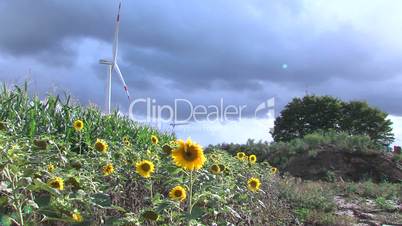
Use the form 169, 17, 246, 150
150, 179, 153, 200
188, 170, 193, 225
79, 132, 82, 155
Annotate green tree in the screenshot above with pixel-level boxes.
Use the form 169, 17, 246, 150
340, 101, 394, 146
271, 95, 394, 146
272, 95, 343, 142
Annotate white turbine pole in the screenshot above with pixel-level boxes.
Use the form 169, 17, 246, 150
106, 65, 112, 114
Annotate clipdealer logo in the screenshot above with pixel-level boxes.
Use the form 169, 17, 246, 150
128, 97, 275, 128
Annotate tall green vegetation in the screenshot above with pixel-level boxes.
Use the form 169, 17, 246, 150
0, 84, 292, 225
0, 83, 172, 148
271, 95, 394, 146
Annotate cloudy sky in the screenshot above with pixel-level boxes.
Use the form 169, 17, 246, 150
0, 0, 401, 145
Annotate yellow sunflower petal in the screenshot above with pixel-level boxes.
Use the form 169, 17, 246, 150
209, 164, 221, 174
135, 160, 155, 178
72, 212, 83, 222
73, 120, 84, 132
236, 152, 245, 160
102, 163, 115, 176
95, 139, 108, 153
48, 177, 64, 191
247, 177, 261, 192
249, 154, 257, 164
168, 185, 186, 202
151, 135, 159, 144
171, 138, 206, 171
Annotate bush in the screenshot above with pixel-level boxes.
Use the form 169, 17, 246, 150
375, 196, 397, 211
278, 178, 336, 212
208, 131, 380, 170
337, 181, 401, 202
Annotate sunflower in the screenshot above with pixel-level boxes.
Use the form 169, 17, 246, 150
102, 163, 115, 176
48, 177, 64, 191
210, 154, 219, 162
73, 120, 84, 132
122, 136, 131, 146
47, 164, 55, 173
249, 154, 257, 164
209, 164, 221, 174
162, 144, 172, 155
270, 167, 278, 174
236, 152, 246, 160
247, 177, 261, 192
72, 211, 83, 222
95, 139, 108, 153
218, 164, 225, 172
169, 185, 186, 202
151, 135, 159, 144
135, 160, 155, 178
171, 138, 206, 171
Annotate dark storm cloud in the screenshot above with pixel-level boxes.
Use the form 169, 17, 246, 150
0, 0, 402, 116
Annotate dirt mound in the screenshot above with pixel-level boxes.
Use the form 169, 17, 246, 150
286, 149, 402, 182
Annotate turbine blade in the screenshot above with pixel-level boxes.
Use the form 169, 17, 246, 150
112, 0, 122, 64
113, 63, 131, 101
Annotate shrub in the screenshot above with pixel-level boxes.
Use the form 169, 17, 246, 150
375, 196, 397, 211
209, 131, 380, 170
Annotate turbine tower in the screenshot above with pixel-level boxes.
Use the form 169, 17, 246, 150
100, 0, 130, 114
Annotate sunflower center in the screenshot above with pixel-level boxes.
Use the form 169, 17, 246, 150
183, 149, 197, 161
95, 142, 104, 150
174, 190, 183, 197
212, 165, 219, 172
51, 181, 60, 188
141, 163, 151, 171
76, 122, 82, 127
250, 181, 257, 188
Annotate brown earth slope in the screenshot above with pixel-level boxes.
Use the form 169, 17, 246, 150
286, 149, 402, 182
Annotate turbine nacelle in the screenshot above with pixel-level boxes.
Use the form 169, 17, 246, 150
99, 59, 113, 65
170, 122, 189, 127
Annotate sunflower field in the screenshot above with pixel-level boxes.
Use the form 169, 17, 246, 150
0, 85, 292, 225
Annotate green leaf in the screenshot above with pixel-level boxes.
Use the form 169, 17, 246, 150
186, 206, 204, 220
165, 165, 181, 174
91, 193, 112, 207
35, 193, 51, 208
27, 178, 60, 196
0, 214, 12, 226
0, 196, 8, 207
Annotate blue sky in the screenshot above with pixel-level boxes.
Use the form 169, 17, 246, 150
0, 0, 401, 146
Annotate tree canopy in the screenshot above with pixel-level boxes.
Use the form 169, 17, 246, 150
271, 95, 394, 146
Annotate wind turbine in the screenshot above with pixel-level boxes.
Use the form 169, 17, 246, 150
170, 121, 189, 130
99, 0, 130, 114
169, 121, 189, 136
